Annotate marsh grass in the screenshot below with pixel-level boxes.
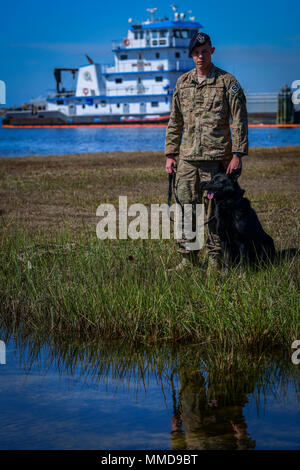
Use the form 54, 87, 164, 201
0, 147, 299, 351
1, 229, 299, 351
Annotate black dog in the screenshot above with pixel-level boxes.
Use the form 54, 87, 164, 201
201, 168, 276, 267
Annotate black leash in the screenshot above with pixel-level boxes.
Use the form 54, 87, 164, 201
167, 166, 180, 222
168, 171, 177, 208
202, 214, 216, 226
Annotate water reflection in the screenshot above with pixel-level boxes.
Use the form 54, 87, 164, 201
170, 368, 255, 449
0, 329, 300, 450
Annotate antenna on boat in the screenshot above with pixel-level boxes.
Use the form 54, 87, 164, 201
85, 54, 94, 65
170, 4, 179, 21
146, 8, 157, 22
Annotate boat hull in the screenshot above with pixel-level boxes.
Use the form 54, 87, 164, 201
2, 110, 170, 127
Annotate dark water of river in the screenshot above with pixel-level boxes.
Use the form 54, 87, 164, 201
0, 124, 300, 157
0, 335, 299, 450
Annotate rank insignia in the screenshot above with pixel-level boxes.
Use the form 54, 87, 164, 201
230, 82, 241, 94
196, 34, 206, 44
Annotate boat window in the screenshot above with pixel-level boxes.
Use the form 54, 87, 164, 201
190, 29, 198, 37
101, 100, 106, 107
152, 30, 158, 38
172, 29, 189, 39
155, 53, 160, 58
115, 78, 123, 84
159, 40, 166, 45
120, 54, 128, 60
57, 100, 64, 105
134, 31, 144, 40
152, 40, 158, 46
159, 30, 167, 38
117, 103, 120, 108
155, 77, 163, 82
82, 104, 85, 109
151, 102, 159, 107
175, 52, 180, 58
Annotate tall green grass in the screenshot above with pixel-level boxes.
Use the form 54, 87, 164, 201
1, 230, 299, 352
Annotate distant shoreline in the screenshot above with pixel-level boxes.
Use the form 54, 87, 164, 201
2, 123, 300, 129
1, 145, 300, 161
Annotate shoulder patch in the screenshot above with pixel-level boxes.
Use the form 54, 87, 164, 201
230, 81, 241, 94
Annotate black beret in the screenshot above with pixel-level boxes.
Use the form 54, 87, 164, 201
189, 32, 212, 57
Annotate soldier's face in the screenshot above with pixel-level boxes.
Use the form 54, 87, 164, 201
191, 44, 215, 68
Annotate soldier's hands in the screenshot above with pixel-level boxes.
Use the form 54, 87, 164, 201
166, 156, 177, 174
226, 154, 242, 174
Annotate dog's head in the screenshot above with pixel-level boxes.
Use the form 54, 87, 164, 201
200, 168, 242, 202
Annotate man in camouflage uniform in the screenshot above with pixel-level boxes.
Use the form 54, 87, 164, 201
165, 32, 248, 271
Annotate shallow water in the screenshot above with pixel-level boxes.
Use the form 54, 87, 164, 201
0, 335, 300, 450
0, 123, 300, 157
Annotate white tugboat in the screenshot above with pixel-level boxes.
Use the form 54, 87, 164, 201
3, 5, 201, 127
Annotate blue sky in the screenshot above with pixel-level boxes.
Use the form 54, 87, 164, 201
1, 0, 300, 105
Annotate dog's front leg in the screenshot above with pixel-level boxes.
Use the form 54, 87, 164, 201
237, 241, 247, 270
222, 241, 231, 271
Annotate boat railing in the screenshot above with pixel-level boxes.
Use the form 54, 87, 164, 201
101, 60, 193, 74
112, 36, 196, 51
47, 91, 76, 98
105, 84, 169, 96
112, 37, 193, 51
112, 39, 170, 50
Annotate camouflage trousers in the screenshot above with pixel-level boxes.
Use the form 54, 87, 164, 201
174, 159, 225, 258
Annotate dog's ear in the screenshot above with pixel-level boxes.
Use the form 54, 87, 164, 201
228, 168, 241, 181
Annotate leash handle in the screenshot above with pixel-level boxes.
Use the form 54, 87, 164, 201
171, 162, 177, 173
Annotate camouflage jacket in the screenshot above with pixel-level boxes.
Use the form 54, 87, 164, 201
165, 64, 248, 160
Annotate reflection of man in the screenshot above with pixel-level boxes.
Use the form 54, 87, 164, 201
165, 32, 248, 272
170, 368, 255, 450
